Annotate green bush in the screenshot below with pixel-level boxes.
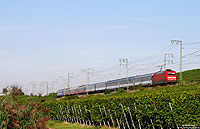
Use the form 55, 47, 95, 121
137, 85, 145, 91
117, 88, 125, 94
0, 86, 50, 128
59, 95, 79, 101
104, 89, 111, 95
48, 93, 57, 98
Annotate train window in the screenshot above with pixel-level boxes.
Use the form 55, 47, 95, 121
168, 73, 176, 75
111, 82, 118, 86
135, 78, 139, 82
120, 80, 127, 84
129, 80, 133, 83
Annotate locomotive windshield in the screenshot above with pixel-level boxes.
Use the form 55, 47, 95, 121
168, 73, 176, 75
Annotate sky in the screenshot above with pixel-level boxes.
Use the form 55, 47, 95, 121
0, 0, 200, 95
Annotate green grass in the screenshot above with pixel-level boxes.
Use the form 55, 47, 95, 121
15, 94, 56, 104
177, 68, 200, 83
46, 120, 115, 129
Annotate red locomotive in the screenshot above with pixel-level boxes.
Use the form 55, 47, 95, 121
152, 69, 177, 85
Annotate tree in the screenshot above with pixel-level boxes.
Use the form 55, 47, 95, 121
2, 85, 24, 96
3, 87, 8, 94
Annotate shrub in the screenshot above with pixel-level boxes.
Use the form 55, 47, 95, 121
104, 89, 111, 95
59, 95, 79, 101
117, 88, 125, 94
48, 93, 57, 98
2, 85, 24, 96
0, 87, 50, 128
3, 87, 8, 94
137, 85, 144, 91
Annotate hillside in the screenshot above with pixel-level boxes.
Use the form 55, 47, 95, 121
177, 68, 200, 83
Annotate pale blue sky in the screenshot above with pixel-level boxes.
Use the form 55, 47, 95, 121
0, 0, 200, 94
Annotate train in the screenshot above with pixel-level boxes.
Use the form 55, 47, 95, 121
57, 69, 177, 97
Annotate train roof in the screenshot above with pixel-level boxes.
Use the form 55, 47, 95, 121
87, 83, 96, 86
70, 87, 78, 90
155, 69, 176, 74
166, 69, 175, 71
78, 85, 86, 88
106, 73, 153, 83
134, 73, 153, 78
107, 78, 121, 83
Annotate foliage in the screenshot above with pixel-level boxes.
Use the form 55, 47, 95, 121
137, 85, 145, 91
116, 88, 125, 94
16, 94, 56, 104
2, 85, 24, 96
0, 87, 50, 128
48, 93, 57, 98
104, 89, 111, 95
59, 95, 79, 101
45, 84, 200, 128
2, 88, 8, 94
177, 68, 200, 84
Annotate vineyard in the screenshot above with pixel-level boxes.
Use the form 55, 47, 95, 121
45, 83, 200, 128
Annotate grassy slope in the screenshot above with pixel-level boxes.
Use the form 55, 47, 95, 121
16, 94, 56, 104
46, 121, 94, 129
177, 68, 200, 83
46, 120, 115, 129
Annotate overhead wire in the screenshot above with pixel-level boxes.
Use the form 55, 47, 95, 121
91, 44, 179, 84
183, 42, 200, 45
182, 60, 200, 65
182, 49, 200, 58
77, 44, 178, 82
54, 41, 200, 91
129, 44, 177, 63
94, 64, 119, 73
